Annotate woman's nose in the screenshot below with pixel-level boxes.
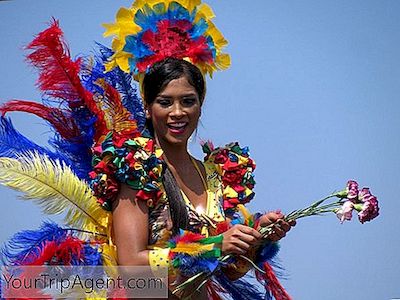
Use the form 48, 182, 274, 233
170, 103, 185, 117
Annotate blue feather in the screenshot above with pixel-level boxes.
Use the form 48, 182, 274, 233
189, 18, 208, 39
152, 2, 166, 15
143, 3, 164, 28
49, 136, 93, 180
47, 105, 96, 180
124, 33, 153, 60
256, 242, 280, 268
83, 43, 145, 130
1, 221, 105, 268
0, 117, 65, 161
206, 36, 217, 57
172, 254, 219, 277
134, 5, 158, 31
213, 273, 266, 300
1, 221, 67, 266
79, 244, 103, 266
0, 113, 94, 180
0, 116, 92, 178
80, 60, 107, 95
168, 2, 192, 22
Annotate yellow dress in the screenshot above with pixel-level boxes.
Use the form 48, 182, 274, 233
148, 159, 226, 248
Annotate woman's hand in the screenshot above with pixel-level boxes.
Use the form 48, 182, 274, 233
221, 224, 261, 255
257, 211, 296, 242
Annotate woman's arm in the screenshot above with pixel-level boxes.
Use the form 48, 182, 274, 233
112, 183, 150, 266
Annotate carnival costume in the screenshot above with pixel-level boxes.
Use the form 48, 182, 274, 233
0, 1, 292, 299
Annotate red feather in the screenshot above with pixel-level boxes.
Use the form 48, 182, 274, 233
3, 237, 84, 298
0, 100, 79, 140
259, 262, 292, 300
26, 241, 59, 266
54, 236, 84, 264
215, 220, 231, 234
174, 231, 205, 244
137, 19, 213, 72
206, 281, 225, 300
26, 236, 84, 266
25, 19, 107, 140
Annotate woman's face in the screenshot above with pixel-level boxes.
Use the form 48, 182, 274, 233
147, 76, 202, 147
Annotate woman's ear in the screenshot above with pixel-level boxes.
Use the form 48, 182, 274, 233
145, 106, 151, 119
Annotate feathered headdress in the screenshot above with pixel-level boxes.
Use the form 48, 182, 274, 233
103, 0, 231, 81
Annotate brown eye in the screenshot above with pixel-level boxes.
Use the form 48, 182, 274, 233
156, 98, 172, 107
182, 98, 196, 107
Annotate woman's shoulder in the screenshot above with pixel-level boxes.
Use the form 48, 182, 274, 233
89, 131, 165, 211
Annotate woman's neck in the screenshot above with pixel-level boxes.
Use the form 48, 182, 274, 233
156, 138, 191, 169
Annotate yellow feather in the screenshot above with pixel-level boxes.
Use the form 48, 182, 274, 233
237, 204, 252, 224
195, 3, 215, 22
94, 79, 138, 135
206, 22, 228, 51
115, 53, 132, 73
0, 153, 110, 238
216, 53, 231, 70
170, 243, 214, 255
101, 243, 118, 267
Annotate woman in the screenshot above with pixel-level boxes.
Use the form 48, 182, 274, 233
0, 1, 294, 299
110, 57, 295, 298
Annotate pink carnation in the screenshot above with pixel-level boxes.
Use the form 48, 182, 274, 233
357, 194, 380, 224
346, 180, 359, 201
336, 201, 354, 223
358, 188, 373, 202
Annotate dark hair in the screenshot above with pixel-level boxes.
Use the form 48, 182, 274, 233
143, 57, 205, 106
142, 58, 205, 235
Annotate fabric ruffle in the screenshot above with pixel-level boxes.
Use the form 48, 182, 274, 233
202, 141, 256, 213
89, 131, 165, 211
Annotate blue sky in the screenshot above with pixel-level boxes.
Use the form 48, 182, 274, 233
0, 1, 399, 299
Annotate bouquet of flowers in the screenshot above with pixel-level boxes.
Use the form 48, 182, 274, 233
172, 180, 380, 300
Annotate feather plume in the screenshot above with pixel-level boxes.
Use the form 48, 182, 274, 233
1, 221, 66, 265
170, 243, 214, 255
206, 281, 224, 300
260, 262, 292, 300
0, 20, 111, 180
49, 103, 96, 180
0, 114, 92, 180
95, 43, 145, 129
213, 273, 266, 300
0, 115, 93, 179
93, 79, 138, 137
0, 100, 79, 140
0, 116, 68, 162
25, 19, 107, 141
25, 239, 79, 266
0, 152, 110, 237
81, 43, 145, 130
100, 243, 118, 267
1, 221, 104, 267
